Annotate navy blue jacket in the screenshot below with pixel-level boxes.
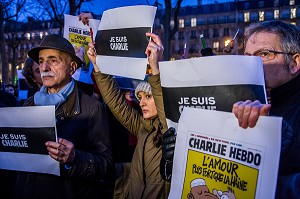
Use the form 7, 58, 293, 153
270, 75, 300, 198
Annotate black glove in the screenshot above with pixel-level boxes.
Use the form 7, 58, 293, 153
160, 127, 176, 181
162, 127, 176, 162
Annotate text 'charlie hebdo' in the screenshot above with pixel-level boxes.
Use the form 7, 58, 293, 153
69, 27, 90, 46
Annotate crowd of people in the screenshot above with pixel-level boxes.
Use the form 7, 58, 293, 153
0, 14, 299, 199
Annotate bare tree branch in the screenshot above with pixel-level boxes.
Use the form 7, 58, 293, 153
170, 0, 182, 37
159, 0, 183, 60
1, 0, 27, 84
31, 0, 92, 32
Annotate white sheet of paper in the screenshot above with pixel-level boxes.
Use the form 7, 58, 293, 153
96, 5, 157, 80
98, 5, 156, 30
160, 55, 265, 87
159, 55, 267, 128
169, 107, 281, 199
0, 106, 59, 176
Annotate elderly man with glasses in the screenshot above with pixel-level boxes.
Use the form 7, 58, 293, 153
232, 20, 300, 198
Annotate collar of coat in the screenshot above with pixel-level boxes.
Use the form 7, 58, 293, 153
270, 74, 300, 107
142, 114, 160, 132
24, 83, 81, 118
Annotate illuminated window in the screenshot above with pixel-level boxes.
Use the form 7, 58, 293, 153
291, 8, 296, 19
274, 9, 280, 19
26, 33, 30, 40
244, 12, 250, 22
291, 22, 296, 25
290, 0, 295, 5
170, 57, 175, 61
179, 19, 184, 28
40, 32, 43, 39
31, 32, 35, 39
259, 11, 265, 21
191, 18, 197, 27
213, 41, 219, 51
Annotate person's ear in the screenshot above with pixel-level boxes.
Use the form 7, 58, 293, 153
70, 61, 77, 75
290, 53, 300, 75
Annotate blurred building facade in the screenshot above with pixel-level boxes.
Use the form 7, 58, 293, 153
153, 0, 300, 60
1, 0, 300, 82
1, 18, 60, 84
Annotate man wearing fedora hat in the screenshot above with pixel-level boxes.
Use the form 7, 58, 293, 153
14, 34, 113, 199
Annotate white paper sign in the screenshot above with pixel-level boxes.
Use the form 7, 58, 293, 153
95, 5, 157, 80
159, 55, 267, 128
169, 107, 281, 199
0, 106, 59, 176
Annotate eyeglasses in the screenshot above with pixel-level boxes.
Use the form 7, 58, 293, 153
244, 49, 296, 61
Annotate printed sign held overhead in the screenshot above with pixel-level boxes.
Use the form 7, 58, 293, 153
64, 14, 100, 84
95, 5, 157, 80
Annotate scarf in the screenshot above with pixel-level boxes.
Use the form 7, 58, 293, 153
34, 79, 75, 108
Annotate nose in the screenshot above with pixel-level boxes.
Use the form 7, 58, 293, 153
139, 96, 146, 107
39, 60, 50, 71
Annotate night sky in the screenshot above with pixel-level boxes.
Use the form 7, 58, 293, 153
83, 0, 233, 15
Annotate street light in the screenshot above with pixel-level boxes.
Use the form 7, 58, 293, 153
224, 39, 231, 46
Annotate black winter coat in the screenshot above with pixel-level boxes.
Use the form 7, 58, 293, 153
14, 84, 113, 199
270, 75, 300, 199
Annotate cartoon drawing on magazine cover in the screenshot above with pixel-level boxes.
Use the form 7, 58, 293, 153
187, 178, 236, 199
